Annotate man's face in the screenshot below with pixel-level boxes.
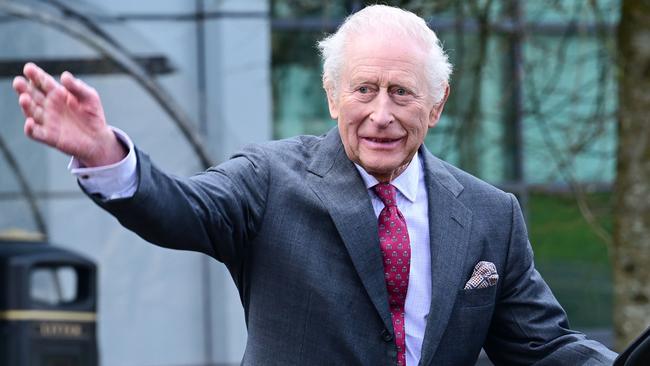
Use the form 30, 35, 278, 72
326, 35, 448, 182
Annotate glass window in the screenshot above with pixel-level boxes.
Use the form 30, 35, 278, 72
523, 34, 616, 184
272, 0, 348, 19
272, 31, 332, 138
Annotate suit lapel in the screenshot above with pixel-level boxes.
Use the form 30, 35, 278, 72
306, 128, 393, 332
418, 148, 473, 366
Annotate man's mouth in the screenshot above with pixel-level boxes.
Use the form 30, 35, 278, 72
361, 137, 403, 148
366, 137, 400, 143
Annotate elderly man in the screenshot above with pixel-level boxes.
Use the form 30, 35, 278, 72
12, 5, 615, 366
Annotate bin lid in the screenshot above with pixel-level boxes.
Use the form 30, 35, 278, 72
0, 232, 92, 265
0, 228, 45, 242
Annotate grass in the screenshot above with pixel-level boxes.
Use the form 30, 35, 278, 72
526, 191, 613, 328
528, 191, 612, 265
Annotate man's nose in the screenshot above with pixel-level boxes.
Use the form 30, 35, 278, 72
369, 90, 395, 127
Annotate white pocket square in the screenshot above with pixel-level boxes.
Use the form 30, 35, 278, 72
464, 261, 499, 290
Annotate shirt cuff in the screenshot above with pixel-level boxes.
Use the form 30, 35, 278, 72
68, 126, 138, 200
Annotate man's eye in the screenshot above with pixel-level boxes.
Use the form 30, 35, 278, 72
358, 86, 369, 93
395, 88, 407, 96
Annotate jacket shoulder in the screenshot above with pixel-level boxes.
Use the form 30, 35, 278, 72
231, 131, 337, 177
433, 157, 514, 210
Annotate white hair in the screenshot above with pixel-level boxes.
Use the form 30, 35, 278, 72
318, 5, 452, 104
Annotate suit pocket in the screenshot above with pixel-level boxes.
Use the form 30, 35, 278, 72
456, 285, 497, 308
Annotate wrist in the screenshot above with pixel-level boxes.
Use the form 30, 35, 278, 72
78, 129, 128, 167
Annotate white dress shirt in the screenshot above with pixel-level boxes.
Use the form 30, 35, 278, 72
72, 132, 432, 366
355, 153, 431, 366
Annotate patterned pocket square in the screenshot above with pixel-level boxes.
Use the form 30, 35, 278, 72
464, 261, 499, 290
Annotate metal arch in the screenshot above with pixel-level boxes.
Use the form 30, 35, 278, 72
0, 1, 215, 169
0, 134, 48, 238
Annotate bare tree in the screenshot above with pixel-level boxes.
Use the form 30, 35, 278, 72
613, 0, 650, 352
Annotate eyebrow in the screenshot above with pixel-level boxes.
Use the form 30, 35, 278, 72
346, 67, 422, 89
348, 75, 379, 86
348, 77, 420, 92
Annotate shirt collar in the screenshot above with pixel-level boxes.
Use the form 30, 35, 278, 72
354, 152, 420, 203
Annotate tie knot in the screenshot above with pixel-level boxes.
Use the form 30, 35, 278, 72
373, 183, 397, 207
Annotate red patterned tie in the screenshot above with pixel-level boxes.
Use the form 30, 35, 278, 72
374, 183, 410, 366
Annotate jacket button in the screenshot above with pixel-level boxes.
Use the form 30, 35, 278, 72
381, 329, 393, 342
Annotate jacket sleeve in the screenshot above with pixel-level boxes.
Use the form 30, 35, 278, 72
86, 145, 270, 268
483, 193, 616, 365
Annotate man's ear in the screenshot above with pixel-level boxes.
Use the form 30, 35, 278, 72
428, 83, 450, 128
324, 79, 339, 120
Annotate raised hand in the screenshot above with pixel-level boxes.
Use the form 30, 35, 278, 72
12, 63, 126, 167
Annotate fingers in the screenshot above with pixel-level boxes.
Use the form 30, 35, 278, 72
13, 63, 51, 123
24, 117, 48, 143
13, 76, 46, 106
60, 71, 96, 103
15, 64, 91, 108
17, 93, 41, 122
12, 76, 28, 94
23, 62, 60, 95
14, 64, 75, 125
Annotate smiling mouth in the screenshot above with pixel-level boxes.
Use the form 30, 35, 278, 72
365, 137, 401, 143
361, 137, 403, 149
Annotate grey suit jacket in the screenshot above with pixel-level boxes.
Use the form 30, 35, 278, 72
94, 127, 616, 365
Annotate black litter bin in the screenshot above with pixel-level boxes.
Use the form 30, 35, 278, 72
0, 237, 98, 366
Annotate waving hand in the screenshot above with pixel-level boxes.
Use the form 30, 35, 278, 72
12, 63, 126, 167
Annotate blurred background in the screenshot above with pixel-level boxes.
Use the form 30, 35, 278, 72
0, 0, 647, 365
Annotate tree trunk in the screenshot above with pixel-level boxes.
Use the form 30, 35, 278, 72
614, 0, 650, 352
